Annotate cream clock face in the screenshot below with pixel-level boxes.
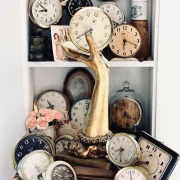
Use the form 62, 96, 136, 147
106, 133, 140, 167
29, 0, 62, 28
99, 2, 124, 27
69, 7, 113, 52
138, 137, 172, 180
109, 24, 142, 57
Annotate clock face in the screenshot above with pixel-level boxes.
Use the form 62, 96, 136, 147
70, 99, 90, 133
67, 0, 93, 17
12, 134, 54, 169
18, 150, 53, 180
69, 7, 113, 52
34, 90, 69, 112
109, 24, 142, 57
110, 98, 142, 128
107, 133, 140, 167
138, 137, 172, 180
99, 2, 124, 27
114, 166, 150, 180
29, 0, 62, 28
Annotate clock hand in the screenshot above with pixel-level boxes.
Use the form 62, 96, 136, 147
37, 2, 47, 12
76, 28, 93, 39
47, 100, 54, 109
126, 40, 137, 46
38, 9, 46, 12
130, 171, 132, 180
137, 161, 149, 165
123, 39, 126, 51
53, 173, 63, 177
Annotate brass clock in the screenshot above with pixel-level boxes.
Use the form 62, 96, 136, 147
109, 23, 142, 57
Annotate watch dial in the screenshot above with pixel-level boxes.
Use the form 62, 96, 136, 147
70, 99, 90, 133
69, 7, 113, 52
52, 165, 74, 180
109, 24, 142, 57
138, 137, 172, 180
99, 3, 124, 27
35, 90, 69, 112
67, 0, 93, 17
107, 133, 140, 167
31, 0, 62, 27
110, 98, 142, 128
14, 135, 53, 166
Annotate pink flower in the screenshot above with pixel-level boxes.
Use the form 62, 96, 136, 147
28, 111, 37, 118
52, 110, 63, 121
44, 112, 54, 122
37, 117, 48, 130
26, 117, 37, 131
39, 109, 51, 117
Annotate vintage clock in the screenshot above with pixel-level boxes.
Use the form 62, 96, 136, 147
70, 99, 91, 134
18, 150, 54, 180
64, 68, 94, 103
29, 0, 62, 28
109, 81, 144, 131
114, 166, 150, 180
34, 89, 70, 112
106, 133, 140, 167
66, 0, 93, 17
109, 23, 142, 58
99, 2, 124, 27
136, 131, 180, 180
69, 7, 113, 52
12, 134, 55, 170
45, 161, 77, 180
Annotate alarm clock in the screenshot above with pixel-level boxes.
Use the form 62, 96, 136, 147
29, 0, 62, 28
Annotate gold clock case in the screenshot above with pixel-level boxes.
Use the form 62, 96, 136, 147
69, 7, 113, 53
106, 133, 140, 167
29, 0, 62, 28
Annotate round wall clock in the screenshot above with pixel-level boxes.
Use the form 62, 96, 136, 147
66, 0, 93, 17
109, 23, 142, 57
34, 89, 70, 112
18, 150, 54, 180
29, 0, 62, 28
69, 7, 113, 52
12, 134, 55, 170
45, 161, 77, 180
64, 68, 94, 103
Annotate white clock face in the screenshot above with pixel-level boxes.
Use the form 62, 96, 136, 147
99, 3, 124, 27
107, 133, 140, 167
69, 7, 113, 52
138, 137, 172, 180
36, 91, 69, 111
30, 0, 62, 28
19, 151, 53, 180
70, 99, 90, 133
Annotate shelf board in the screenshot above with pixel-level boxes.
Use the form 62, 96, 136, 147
27, 61, 155, 68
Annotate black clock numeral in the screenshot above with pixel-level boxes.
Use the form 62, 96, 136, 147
134, 45, 137, 49
123, 26, 127, 30
146, 145, 150, 149
44, 145, 48, 150
117, 28, 120, 32
153, 175, 157, 179
85, 101, 89, 104
111, 147, 114, 150
131, 28, 133, 32
121, 175, 125, 178
32, 138, 35, 142
140, 147, 143, 151
79, 102, 82, 105
75, 119, 78, 122
17, 152, 23, 157
73, 113, 76, 116
123, 52, 126, 56
112, 45, 115, 49
132, 170, 135, 174
159, 170, 162, 173
79, 16, 84, 20
130, 50, 133, 54
38, 140, 42, 144
113, 32, 116, 36
135, 32, 138, 36
106, 5, 110, 8
74, 107, 78, 110
117, 50, 119, 54
94, 12, 99, 17
86, 11, 90, 17
104, 33, 107, 37
19, 145, 23, 150
159, 153, 162, 157
41, 98, 45, 101
75, 23, 79, 27
117, 11, 119, 15
24, 140, 29, 145
104, 25, 108, 29
137, 39, 139, 43
152, 147, 157, 152
160, 162, 164, 166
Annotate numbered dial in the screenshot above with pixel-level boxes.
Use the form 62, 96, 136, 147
34, 90, 69, 112
46, 161, 77, 180
114, 166, 150, 180
106, 133, 140, 167
18, 150, 54, 180
29, 0, 62, 28
66, 0, 93, 17
138, 137, 172, 180
110, 98, 142, 128
109, 24, 142, 57
12, 134, 54, 170
69, 7, 113, 52
99, 2, 124, 27
70, 99, 90, 133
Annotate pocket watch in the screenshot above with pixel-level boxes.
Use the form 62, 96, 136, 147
99, 2, 124, 27
70, 99, 91, 133
45, 161, 77, 180
106, 133, 140, 167
34, 90, 70, 112
136, 131, 180, 180
66, 0, 93, 17
109, 23, 142, 58
114, 166, 150, 180
12, 134, 55, 170
29, 0, 62, 28
69, 7, 113, 52
18, 150, 54, 180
